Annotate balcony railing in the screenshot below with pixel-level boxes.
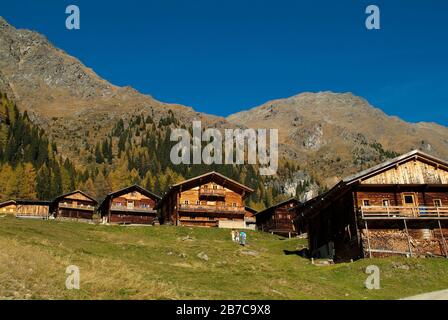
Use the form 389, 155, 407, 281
360, 206, 448, 219
59, 203, 95, 211
110, 204, 156, 213
178, 218, 219, 227
178, 204, 245, 214
199, 188, 225, 197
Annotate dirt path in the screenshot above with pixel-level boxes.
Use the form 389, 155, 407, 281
401, 289, 448, 300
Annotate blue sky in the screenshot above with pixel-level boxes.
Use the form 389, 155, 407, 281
2, 0, 447, 125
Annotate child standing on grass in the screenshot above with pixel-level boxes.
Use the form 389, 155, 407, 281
239, 231, 247, 246
235, 230, 240, 243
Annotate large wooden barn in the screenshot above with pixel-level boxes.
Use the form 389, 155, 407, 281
99, 185, 161, 225
51, 190, 98, 220
0, 200, 50, 219
295, 150, 448, 261
157, 171, 254, 228
256, 198, 301, 237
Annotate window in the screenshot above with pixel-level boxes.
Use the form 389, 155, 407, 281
184, 200, 189, 205
404, 195, 414, 205
213, 185, 218, 190
363, 200, 370, 206
196, 200, 200, 205
434, 199, 442, 207
232, 203, 237, 207
382, 199, 390, 207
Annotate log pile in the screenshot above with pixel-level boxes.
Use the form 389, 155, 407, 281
361, 228, 446, 257
362, 229, 409, 256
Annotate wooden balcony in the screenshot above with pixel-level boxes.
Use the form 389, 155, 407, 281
110, 204, 156, 214
178, 204, 245, 214
178, 218, 219, 227
360, 206, 448, 220
59, 203, 95, 211
199, 187, 225, 197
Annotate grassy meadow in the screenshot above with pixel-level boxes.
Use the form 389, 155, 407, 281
0, 216, 447, 300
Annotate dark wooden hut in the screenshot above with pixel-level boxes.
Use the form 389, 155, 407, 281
295, 150, 448, 261
256, 198, 301, 237
52, 190, 98, 220
99, 185, 160, 225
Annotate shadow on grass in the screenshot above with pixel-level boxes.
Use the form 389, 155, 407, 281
283, 248, 309, 258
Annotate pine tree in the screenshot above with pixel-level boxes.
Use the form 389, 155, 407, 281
95, 143, 104, 164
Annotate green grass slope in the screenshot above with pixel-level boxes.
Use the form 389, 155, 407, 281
0, 216, 447, 300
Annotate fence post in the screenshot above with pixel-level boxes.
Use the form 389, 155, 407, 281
403, 219, 413, 257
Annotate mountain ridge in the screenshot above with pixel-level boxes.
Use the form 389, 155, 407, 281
1, 15, 448, 191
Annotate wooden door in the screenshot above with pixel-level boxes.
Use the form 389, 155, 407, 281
402, 193, 417, 217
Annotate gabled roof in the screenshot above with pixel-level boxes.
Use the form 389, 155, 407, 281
172, 171, 254, 193
53, 190, 98, 205
245, 206, 258, 215
0, 200, 17, 207
1, 199, 52, 208
105, 184, 161, 200
255, 198, 301, 217
343, 150, 448, 185
156, 171, 254, 208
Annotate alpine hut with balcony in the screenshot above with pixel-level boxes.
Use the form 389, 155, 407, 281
255, 198, 301, 237
52, 190, 98, 220
295, 150, 448, 261
157, 171, 254, 228
99, 185, 161, 225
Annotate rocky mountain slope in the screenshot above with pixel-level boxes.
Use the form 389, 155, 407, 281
228, 92, 448, 186
0, 16, 228, 162
1, 15, 447, 195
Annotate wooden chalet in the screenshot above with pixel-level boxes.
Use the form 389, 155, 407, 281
0, 200, 17, 215
51, 190, 98, 220
256, 198, 301, 237
99, 185, 161, 225
157, 172, 254, 228
0, 200, 50, 219
295, 150, 448, 261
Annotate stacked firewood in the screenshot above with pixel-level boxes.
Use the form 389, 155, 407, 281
361, 229, 444, 257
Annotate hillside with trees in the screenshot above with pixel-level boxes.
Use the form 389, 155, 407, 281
0, 92, 315, 209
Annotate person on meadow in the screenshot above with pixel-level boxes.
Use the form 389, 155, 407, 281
231, 229, 236, 242
239, 231, 247, 246
235, 230, 240, 243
